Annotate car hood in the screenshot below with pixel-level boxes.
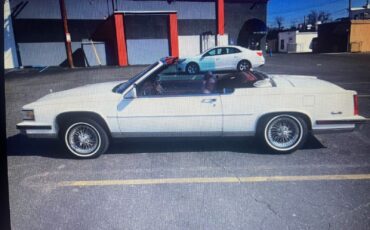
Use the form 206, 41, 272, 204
270, 74, 344, 91
27, 81, 124, 107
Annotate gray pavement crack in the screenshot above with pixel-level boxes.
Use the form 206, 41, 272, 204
253, 196, 279, 217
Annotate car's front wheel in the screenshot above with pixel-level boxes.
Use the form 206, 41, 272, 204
63, 119, 109, 158
186, 62, 199, 74
237, 60, 251, 72
259, 114, 308, 154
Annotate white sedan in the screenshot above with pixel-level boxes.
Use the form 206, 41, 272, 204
177, 45, 265, 74
17, 57, 366, 158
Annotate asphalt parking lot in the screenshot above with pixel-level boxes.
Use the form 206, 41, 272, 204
5, 53, 370, 229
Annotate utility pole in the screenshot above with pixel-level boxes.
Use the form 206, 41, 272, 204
349, 0, 352, 18
111, 0, 116, 11
59, 0, 74, 68
347, 0, 352, 52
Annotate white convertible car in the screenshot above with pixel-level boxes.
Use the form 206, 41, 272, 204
17, 57, 366, 158
177, 45, 265, 74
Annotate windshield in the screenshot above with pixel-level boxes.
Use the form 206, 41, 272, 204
252, 70, 276, 87
112, 62, 160, 94
252, 70, 268, 80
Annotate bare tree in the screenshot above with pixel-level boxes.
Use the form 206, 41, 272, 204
306, 10, 331, 25
307, 10, 319, 25
318, 11, 331, 23
290, 19, 298, 29
275, 16, 284, 30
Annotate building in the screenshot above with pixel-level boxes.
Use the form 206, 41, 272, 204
350, 3, 370, 20
4, 0, 268, 69
318, 19, 370, 53
278, 31, 317, 53
4, 0, 18, 69
316, 2, 370, 54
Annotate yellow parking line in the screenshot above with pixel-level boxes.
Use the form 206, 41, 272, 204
58, 174, 370, 187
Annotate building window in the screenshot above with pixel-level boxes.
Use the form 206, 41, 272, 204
280, 39, 285, 50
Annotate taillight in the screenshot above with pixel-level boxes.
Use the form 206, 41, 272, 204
256, 51, 263, 57
354, 95, 359, 115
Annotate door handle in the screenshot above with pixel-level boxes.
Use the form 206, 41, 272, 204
201, 98, 217, 103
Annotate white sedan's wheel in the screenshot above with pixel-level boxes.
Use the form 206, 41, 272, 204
186, 63, 199, 74
261, 115, 308, 153
237, 60, 251, 72
64, 119, 109, 158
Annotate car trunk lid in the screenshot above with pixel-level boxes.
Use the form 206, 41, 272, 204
270, 74, 344, 91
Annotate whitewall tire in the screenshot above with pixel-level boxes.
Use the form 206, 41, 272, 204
259, 114, 308, 154
63, 119, 109, 158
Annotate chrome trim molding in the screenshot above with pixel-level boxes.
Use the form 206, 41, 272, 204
111, 131, 255, 138
316, 119, 367, 125
222, 131, 255, 137
223, 114, 254, 117
111, 132, 223, 138
110, 114, 253, 119
136, 93, 221, 99
16, 125, 52, 130
26, 134, 58, 139
115, 114, 223, 119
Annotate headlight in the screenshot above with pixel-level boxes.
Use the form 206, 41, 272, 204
177, 58, 186, 64
22, 110, 35, 121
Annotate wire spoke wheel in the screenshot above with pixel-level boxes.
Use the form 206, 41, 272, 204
265, 115, 303, 151
66, 122, 101, 156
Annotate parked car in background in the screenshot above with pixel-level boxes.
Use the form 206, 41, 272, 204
177, 45, 265, 74
17, 57, 366, 158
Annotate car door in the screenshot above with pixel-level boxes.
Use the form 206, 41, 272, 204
216, 47, 235, 70
199, 48, 219, 71
116, 73, 222, 137
220, 88, 257, 135
218, 71, 267, 135
224, 47, 242, 69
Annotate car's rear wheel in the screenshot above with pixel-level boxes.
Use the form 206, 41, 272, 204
63, 118, 109, 158
259, 114, 308, 154
186, 62, 199, 74
237, 60, 251, 72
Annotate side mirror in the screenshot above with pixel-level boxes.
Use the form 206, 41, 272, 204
124, 84, 137, 99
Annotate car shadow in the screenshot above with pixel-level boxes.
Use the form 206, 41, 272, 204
6, 135, 72, 159
6, 134, 326, 159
